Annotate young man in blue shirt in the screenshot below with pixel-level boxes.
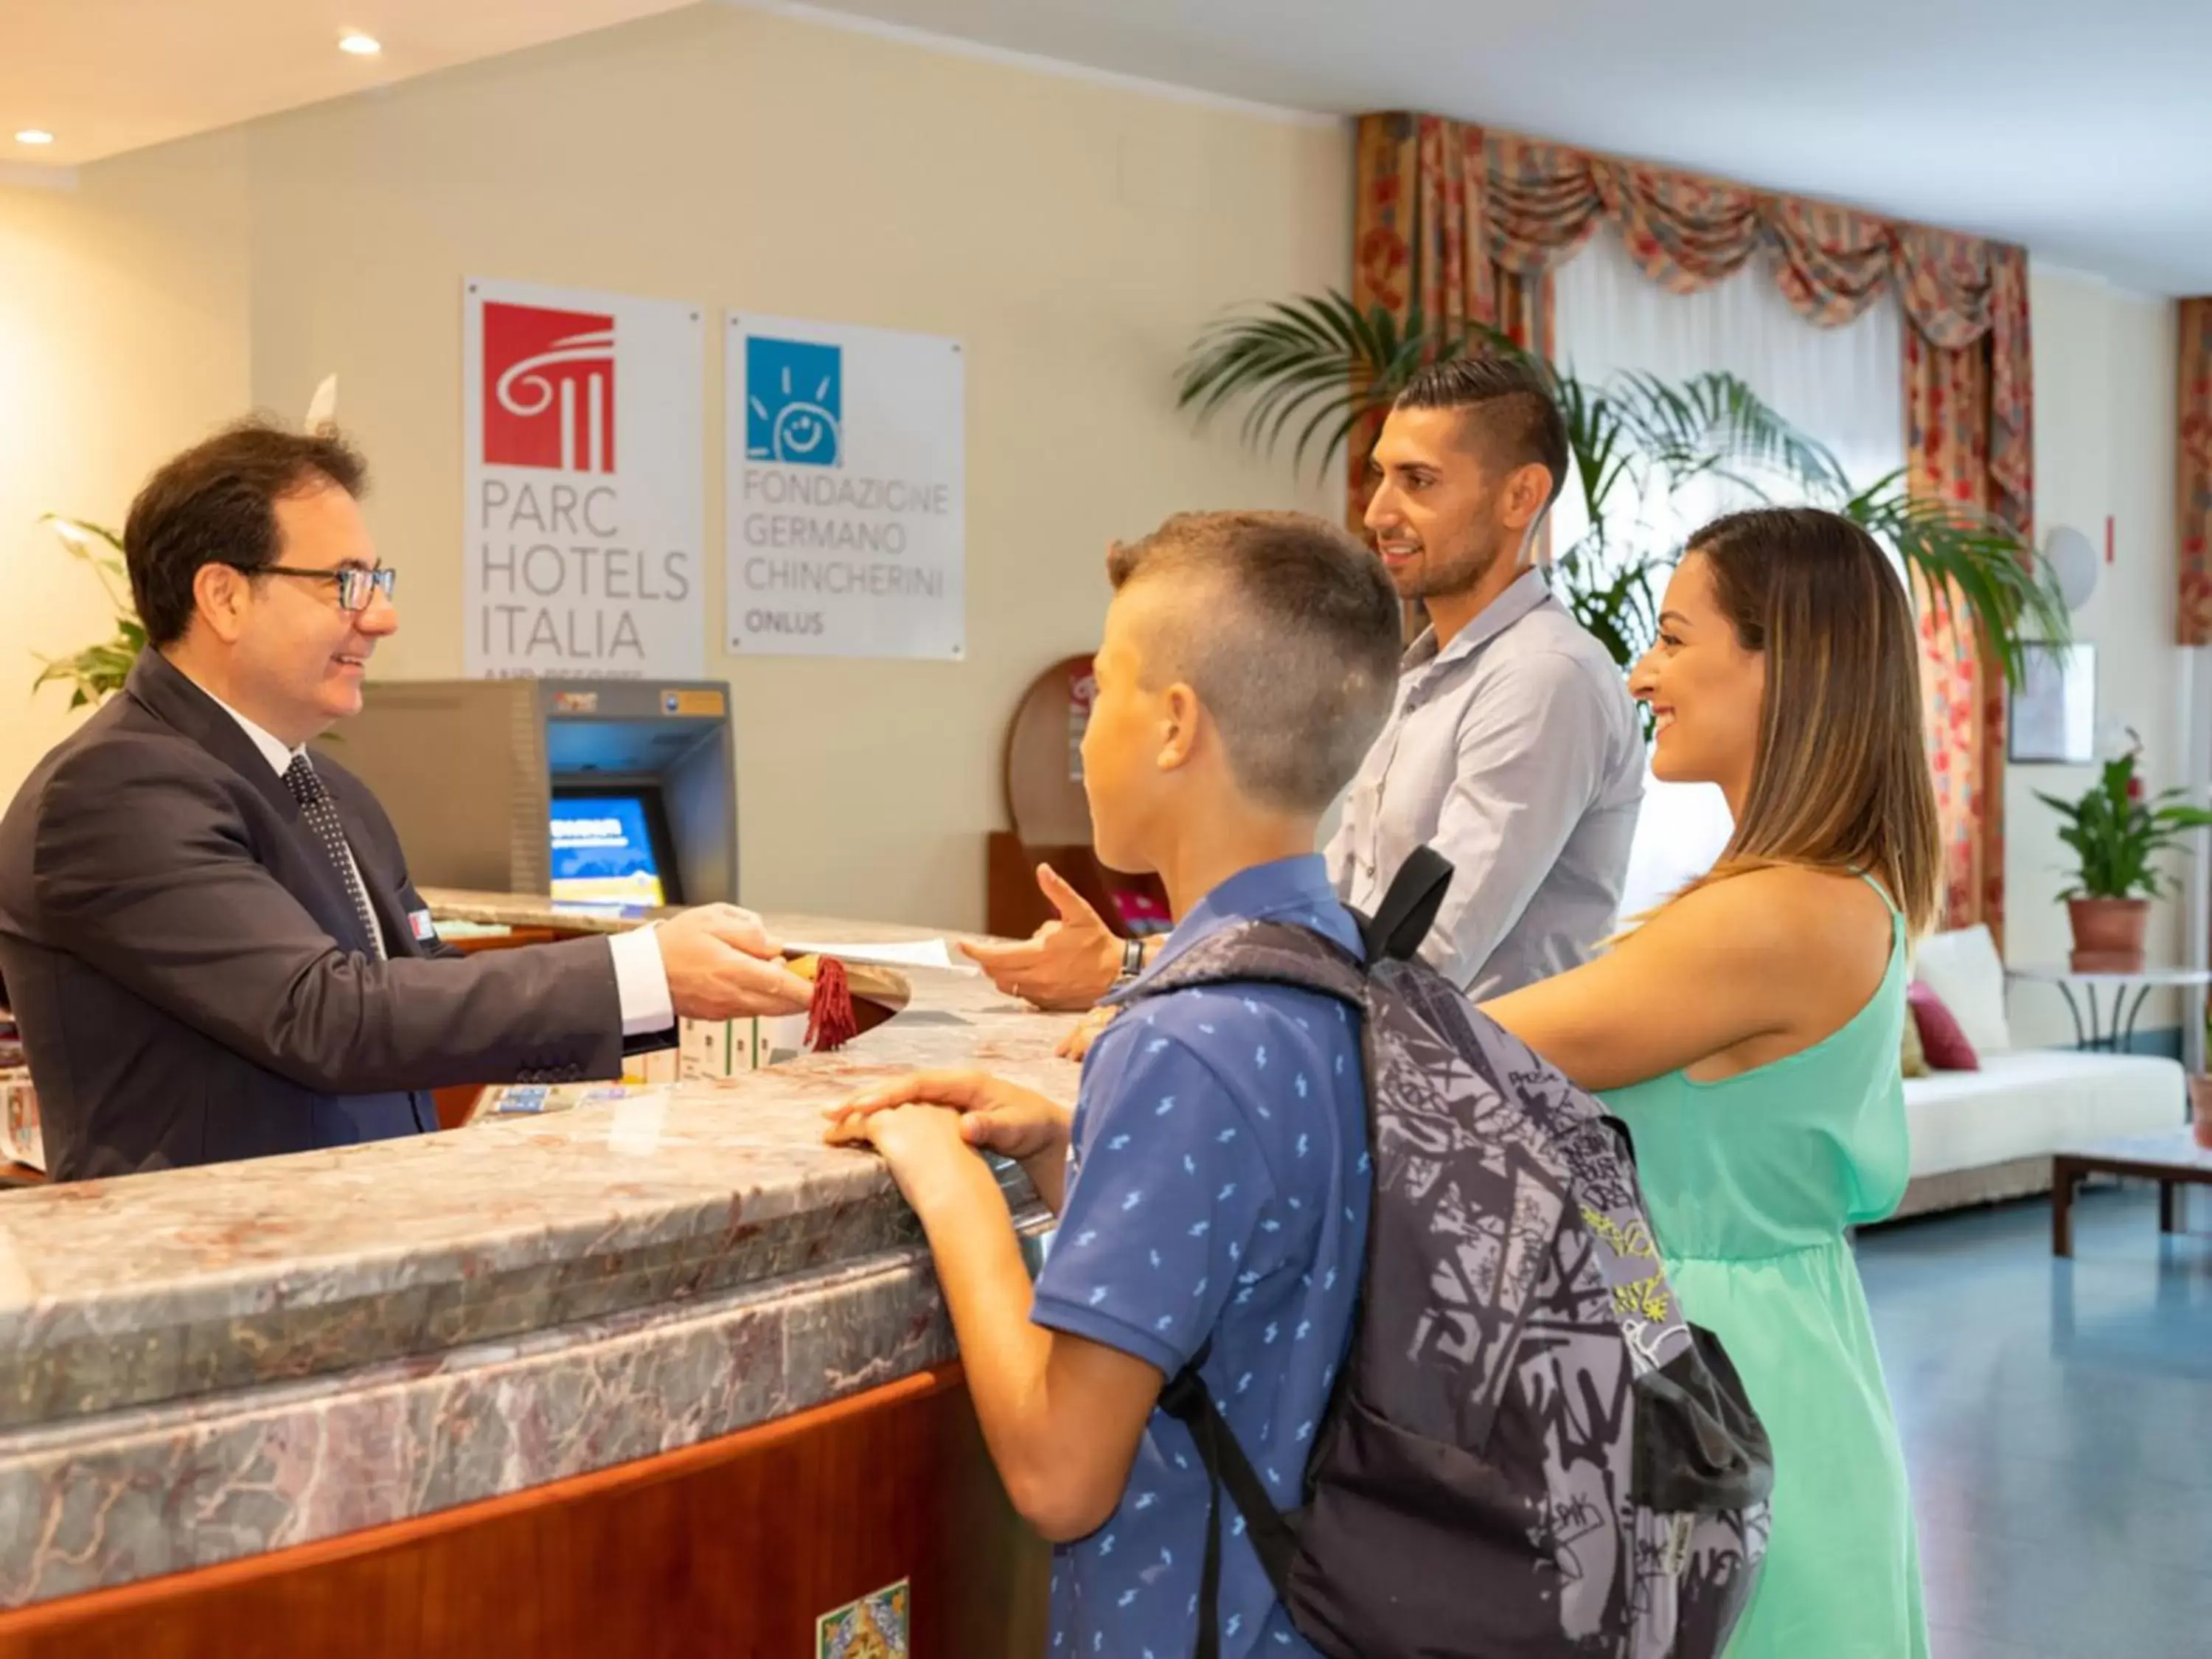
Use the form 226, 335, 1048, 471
828, 509, 1403, 1659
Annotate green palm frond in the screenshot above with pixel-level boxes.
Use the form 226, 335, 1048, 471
1172, 290, 2070, 687
1550, 524, 1668, 740
1838, 473, 2069, 691
1553, 536, 1666, 672
1548, 374, 1643, 526
1593, 371, 1848, 502
1177, 291, 1514, 479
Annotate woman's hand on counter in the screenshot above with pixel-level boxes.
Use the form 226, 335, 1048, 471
826, 1071, 1071, 1213
959, 866, 1121, 1011
655, 905, 815, 1019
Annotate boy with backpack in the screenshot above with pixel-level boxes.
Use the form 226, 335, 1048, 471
830, 511, 1773, 1659
830, 509, 1396, 1659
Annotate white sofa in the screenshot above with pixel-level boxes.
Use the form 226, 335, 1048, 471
1885, 924, 2189, 1220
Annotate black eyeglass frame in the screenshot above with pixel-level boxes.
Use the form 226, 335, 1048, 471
228, 563, 397, 613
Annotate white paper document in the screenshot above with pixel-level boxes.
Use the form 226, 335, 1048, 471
784, 937, 973, 973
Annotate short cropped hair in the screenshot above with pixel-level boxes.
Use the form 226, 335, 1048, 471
1105, 511, 1402, 814
124, 418, 370, 648
1395, 354, 1570, 508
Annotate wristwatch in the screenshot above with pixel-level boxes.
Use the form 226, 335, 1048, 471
1113, 934, 1147, 987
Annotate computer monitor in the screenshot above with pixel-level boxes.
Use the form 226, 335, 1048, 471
549, 787, 683, 909
323, 679, 737, 904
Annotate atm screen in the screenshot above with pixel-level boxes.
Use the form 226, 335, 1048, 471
549, 791, 677, 908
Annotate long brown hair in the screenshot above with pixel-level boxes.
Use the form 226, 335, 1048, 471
1668, 507, 1941, 937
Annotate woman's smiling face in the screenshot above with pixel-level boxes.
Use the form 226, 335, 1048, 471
1630, 550, 1766, 799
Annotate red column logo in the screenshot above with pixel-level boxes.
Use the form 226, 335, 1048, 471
483, 302, 616, 472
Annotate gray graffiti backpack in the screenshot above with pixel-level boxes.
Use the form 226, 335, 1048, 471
1147, 849, 1774, 1659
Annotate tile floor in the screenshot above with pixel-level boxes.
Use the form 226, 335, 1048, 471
1858, 1183, 2212, 1658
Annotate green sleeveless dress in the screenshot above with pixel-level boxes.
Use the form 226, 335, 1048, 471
1600, 877, 1929, 1659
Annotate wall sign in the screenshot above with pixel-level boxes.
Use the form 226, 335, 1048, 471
463, 277, 705, 678
725, 314, 964, 660
2008, 642, 2098, 765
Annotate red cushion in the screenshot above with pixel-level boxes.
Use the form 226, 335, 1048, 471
1907, 981, 1980, 1071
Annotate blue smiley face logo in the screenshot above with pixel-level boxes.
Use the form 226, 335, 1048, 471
745, 335, 843, 468
771, 400, 837, 463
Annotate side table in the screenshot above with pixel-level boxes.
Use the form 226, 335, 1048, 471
2006, 966, 2212, 1054
2051, 1130, 2212, 1256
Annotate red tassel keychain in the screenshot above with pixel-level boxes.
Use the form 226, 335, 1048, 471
802, 956, 859, 1053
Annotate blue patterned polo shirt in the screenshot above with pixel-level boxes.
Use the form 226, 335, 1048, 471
1029, 854, 1370, 1659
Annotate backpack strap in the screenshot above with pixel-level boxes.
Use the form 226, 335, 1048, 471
1121, 849, 1455, 1008
1158, 1341, 1301, 1659
1356, 846, 1454, 964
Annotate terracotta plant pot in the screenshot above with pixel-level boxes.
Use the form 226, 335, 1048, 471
2065, 897, 2150, 973
2192, 1075, 2212, 1151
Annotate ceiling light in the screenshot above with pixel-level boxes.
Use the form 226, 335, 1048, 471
15, 129, 55, 146
338, 33, 382, 56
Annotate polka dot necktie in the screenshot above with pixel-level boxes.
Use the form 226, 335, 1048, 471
282, 754, 383, 956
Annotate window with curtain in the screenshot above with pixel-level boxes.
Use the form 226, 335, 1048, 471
1550, 223, 1908, 919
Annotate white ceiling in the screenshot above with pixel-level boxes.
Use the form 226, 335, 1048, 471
7, 0, 2210, 293
0, 0, 692, 168
760, 0, 2212, 296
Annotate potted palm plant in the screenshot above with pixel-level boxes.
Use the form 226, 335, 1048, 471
1173, 291, 2070, 686
32, 516, 142, 709
2034, 736, 2212, 972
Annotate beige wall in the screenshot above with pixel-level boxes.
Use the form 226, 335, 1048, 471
0, 6, 1347, 931
0, 136, 251, 793
7, 9, 2197, 993
240, 4, 1351, 929
2004, 265, 2189, 1047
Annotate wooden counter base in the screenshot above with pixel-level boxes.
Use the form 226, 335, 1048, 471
0, 1363, 1049, 1659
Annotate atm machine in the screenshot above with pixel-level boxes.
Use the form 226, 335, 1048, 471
319, 678, 737, 909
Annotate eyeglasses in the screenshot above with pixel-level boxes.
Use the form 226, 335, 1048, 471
234, 563, 397, 613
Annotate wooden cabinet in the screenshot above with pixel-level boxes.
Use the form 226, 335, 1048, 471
0, 1364, 1049, 1659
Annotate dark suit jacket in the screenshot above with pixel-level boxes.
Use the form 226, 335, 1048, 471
0, 652, 643, 1182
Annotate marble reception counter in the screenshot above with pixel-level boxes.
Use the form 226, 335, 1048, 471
0, 908, 1071, 1613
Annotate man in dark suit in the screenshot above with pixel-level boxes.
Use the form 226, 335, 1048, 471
0, 420, 812, 1182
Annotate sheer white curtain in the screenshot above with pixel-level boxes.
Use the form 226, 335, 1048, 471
1550, 225, 1907, 919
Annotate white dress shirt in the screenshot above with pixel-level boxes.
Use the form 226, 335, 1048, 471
206, 692, 674, 1036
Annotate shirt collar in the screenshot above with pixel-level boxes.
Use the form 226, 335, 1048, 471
200, 686, 304, 778
1144, 854, 1362, 982
1405, 566, 1553, 672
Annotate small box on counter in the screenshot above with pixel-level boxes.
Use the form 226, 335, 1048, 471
677, 1018, 764, 1080
470, 1014, 807, 1119
669, 1014, 810, 1082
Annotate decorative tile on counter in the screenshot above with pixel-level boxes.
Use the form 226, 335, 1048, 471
0, 924, 1079, 1432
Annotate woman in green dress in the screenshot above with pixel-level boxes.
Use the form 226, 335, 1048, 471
1484, 507, 1935, 1659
